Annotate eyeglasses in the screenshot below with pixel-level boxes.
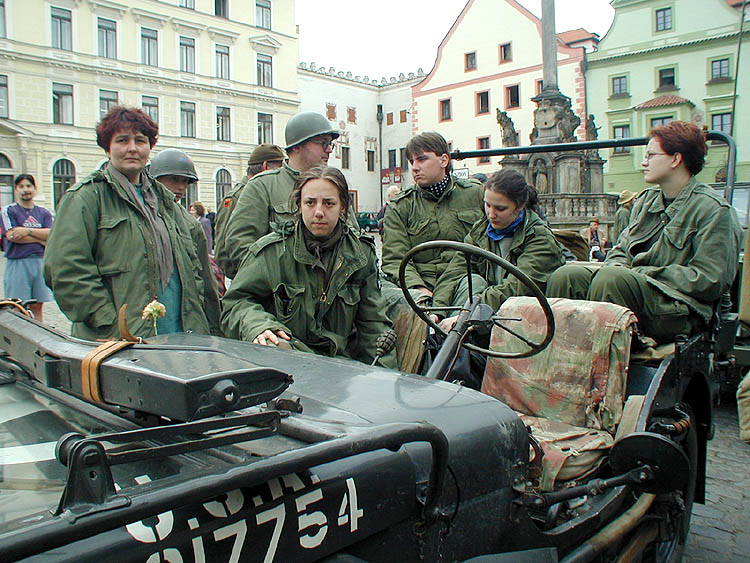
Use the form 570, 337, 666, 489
644, 151, 670, 161
309, 138, 335, 150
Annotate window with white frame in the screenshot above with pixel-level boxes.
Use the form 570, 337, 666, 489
256, 0, 271, 29
141, 28, 158, 66
613, 124, 631, 153
0, 75, 7, 118
257, 54, 272, 87
180, 36, 195, 73
712, 113, 732, 134
0, 0, 6, 39
341, 146, 350, 169
179, 0, 195, 8
215, 0, 227, 18
711, 59, 730, 81
97, 18, 116, 59
257, 112, 272, 143
655, 7, 672, 31
650, 116, 673, 128
99, 90, 118, 119
216, 106, 231, 141
216, 45, 230, 79
53, 83, 73, 124
181, 101, 196, 137
51, 7, 72, 50
216, 169, 231, 204
53, 159, 75, 207
612, 75, 628, 95
142, 96, 158, 123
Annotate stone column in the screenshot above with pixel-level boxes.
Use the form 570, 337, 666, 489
541, 0, 558, 94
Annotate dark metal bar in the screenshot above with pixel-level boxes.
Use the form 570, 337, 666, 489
450, 131, 737, 202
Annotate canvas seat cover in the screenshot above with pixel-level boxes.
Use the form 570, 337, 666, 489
482, 297, 638, 490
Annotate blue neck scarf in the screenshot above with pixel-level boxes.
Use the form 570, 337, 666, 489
487, 209, 525, 241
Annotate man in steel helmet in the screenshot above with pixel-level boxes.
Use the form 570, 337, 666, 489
216, 111, 339, 278
149, 148, 199, 203
149, 148, 222, 321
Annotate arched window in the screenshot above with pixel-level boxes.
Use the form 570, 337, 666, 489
216, 168, 231, 205
53, 158, 76, 207
0, 153, 11, 168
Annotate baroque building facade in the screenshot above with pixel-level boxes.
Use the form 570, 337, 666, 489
586, 0, 749, 198
0, 0, 299, 211
411, 0, 595, 177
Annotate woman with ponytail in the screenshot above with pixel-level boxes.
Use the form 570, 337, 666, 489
432, 169, 565, 331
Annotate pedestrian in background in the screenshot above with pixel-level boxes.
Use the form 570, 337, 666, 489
44, 106, 217, 340
189, 201, 213, 254
1, 174, 54, 321
612, 189, 636, 243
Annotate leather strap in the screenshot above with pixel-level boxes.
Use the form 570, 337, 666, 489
81, 340, 135, 403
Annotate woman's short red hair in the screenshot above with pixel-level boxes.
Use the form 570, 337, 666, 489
96, 106, 159, 151
649, 121, 707, 177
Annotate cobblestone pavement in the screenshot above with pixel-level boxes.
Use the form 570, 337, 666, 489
2, 253, 749, 560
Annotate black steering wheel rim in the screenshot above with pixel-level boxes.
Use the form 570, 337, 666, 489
397, 240, 555, 358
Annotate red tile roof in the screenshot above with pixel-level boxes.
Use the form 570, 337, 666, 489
558, 28, 599, 44
635, 94, 694, 109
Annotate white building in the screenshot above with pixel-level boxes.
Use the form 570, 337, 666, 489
297, 64, 423, 212
0, 0, 300, 211
411, 0, 595, 176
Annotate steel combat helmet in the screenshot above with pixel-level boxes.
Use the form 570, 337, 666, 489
284, 111, 339, 150
149, 148, 199, 181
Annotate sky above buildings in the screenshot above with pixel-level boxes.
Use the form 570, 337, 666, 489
295, 0, 615, 80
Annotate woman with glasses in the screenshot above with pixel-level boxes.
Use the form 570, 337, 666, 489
221, 166, 397, 368
43, 106, 218, 340
547, 121, 741, 343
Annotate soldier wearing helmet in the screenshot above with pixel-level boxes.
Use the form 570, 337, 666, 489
148, 147, 222, 321
149, 148, 199, 203
216, 112, 352, 279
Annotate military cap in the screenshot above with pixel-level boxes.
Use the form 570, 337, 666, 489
248, 144, 286, 166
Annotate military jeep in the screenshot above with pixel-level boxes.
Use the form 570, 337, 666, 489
0, 133, 735, 562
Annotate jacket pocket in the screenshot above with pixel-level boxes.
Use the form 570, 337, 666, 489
96, 216, 133, 276
272, 282, 305, 324
663, 226, 696, 250
456, 210, 479, 227
270, 202, 296, 226
331, 282, 360, 336
407, 217, 434, 246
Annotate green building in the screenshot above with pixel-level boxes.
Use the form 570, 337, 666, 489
586, 0, 748, 204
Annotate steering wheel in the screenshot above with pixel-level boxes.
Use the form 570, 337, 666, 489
397, 240, 555, 359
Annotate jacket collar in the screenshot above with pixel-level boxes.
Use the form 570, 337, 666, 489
470, 209, 540, 253
290, 220, 367, 271
646, 176, 699, 218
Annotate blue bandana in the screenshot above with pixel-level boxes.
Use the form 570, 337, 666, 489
486, 209, 525, 241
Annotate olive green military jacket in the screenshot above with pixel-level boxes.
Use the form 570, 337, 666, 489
43, 167, 217, 340
382, 176, 484, 290
216, 162, 299, 279
433, 210, 565, 311
176, 204, 221, 334
605, 177, 742, 323
612, 205, 631, 245
221, 222, 397, 368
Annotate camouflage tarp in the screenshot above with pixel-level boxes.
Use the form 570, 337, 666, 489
521, 415, 614, 491
738, 370, 750, 444
482, 297, 637, 434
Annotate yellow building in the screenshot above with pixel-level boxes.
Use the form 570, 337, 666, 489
0, 0, 300, 210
